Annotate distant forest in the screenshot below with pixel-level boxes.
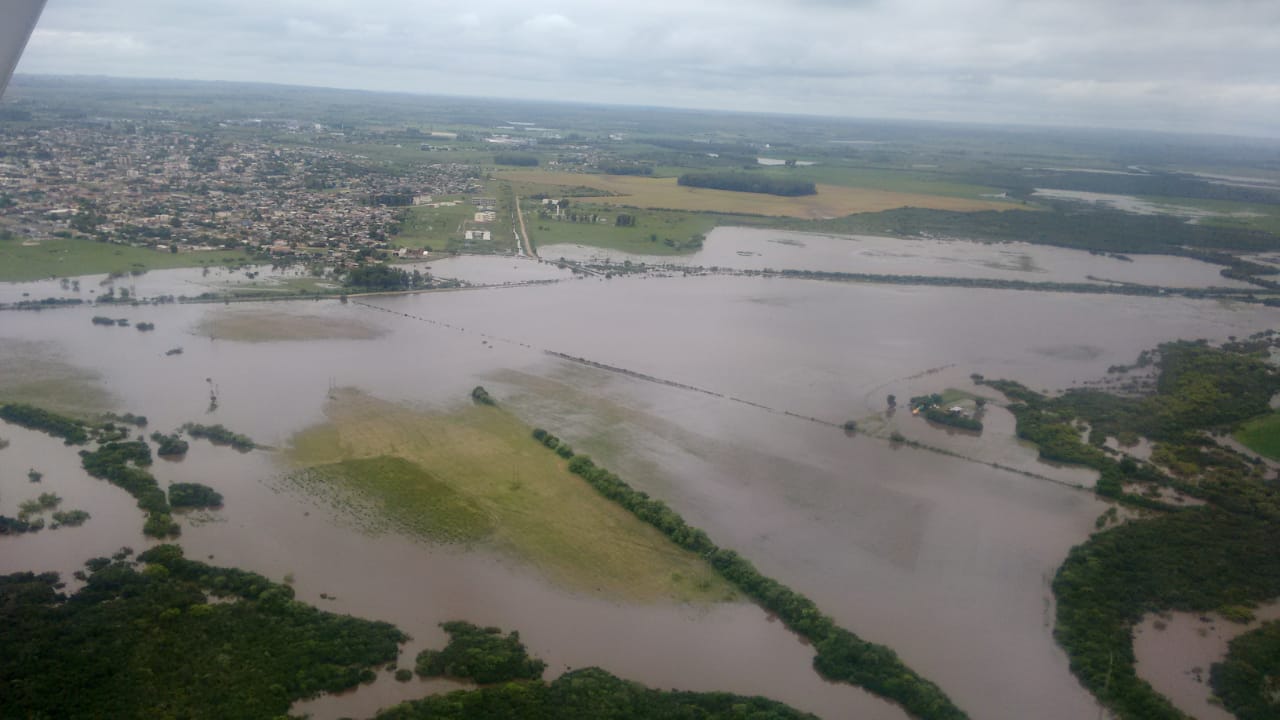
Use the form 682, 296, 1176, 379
678, 172, 817, 197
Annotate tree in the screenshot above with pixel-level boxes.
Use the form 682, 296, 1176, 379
887, 394, 897, 408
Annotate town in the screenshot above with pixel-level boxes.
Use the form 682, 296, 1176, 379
0, 121, 484, 267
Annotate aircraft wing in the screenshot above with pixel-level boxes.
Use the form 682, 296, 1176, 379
0, 0, 48, 100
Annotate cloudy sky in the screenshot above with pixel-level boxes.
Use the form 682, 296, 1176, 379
15, 0, 1280, 137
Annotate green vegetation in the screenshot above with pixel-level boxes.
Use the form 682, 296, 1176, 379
678, 171, 817, 196
297, 456, 493, 543
415, 621, 547, 683
470, 385, 495, 406
923, 408, 983, 432
1054, 509, 1280, 719
493, 153, 538, 167
530, 202, 714, 255
1235, 411, 1280, 460
169, 482, 224, 509
0, 515, 39, 534
1211, 621, 1280, 720
533, 439, 966, 719
150, 431, 190, 457
288, 390, 730, 601
0, 402, 90, 444
800, 205, 1279, 256
377, 666, 816, 720
987, 339, 1280, 505
910, 393, 984, 432
80, 439, 179, 537
0, 545, 406, 719
982, 337, 1280, 719
393, 200, 473, 251
0, 234, 252, 282
181, 423, 257, 452
18, 492, 61, 519
1, 493, 87, 533
50, 509, 90, 527
344, 263, 430, 291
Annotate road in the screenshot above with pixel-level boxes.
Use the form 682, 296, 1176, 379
514, 194, 537, 258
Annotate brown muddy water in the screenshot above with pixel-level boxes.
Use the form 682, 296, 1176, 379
543, 226, 1256, 289
1134, 604, 1280, 720
1, 266, 1276, 719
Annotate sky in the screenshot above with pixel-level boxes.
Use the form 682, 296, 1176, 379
14, 0, 1280, 137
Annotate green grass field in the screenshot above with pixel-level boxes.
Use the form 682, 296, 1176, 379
393, 199, 472, 251
526, 202, 716, 255
289, 390, 733, 602
0, 235, 253, 282
1235, 412, 1280, 460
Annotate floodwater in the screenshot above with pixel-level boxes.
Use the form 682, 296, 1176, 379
1134, 604, 1280, 720
542, 226, 1253, 289
1, 259, 1277, 720
0, 254, 571, 306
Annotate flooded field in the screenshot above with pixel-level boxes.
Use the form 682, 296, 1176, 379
2, 255, 1276, 719
543, 226, 1254, 289
0, 254, 572, 305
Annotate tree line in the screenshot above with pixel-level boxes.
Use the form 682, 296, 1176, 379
677, 172, 817, 197
529, 428, 968, 720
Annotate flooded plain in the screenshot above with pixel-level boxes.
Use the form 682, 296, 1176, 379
1, 250, 1277, 719
543, 226, 1255, 289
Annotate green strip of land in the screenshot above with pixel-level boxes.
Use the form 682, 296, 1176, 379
0, 235, 253, 282
1235, 411, 1280, 460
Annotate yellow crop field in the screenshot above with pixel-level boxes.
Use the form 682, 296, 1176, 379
498, 171, 1020, 218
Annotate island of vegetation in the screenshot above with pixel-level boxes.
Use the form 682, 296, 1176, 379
910, 392, 984, 432
168, 482, 224, 509
150, 431, 190, 457
81, 439, 180, 537
981, 335, 1280, 719
343, 263, 433, 292
677, 171, 817, 197
415, 620, 547, 683
0, 492, 89, 534
181, 422, 257, 452
0, 545, 406, 719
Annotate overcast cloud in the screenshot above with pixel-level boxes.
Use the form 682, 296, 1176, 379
15, 0, 1280, 137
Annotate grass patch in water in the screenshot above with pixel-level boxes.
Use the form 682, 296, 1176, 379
300, 457, 492, 543
0, 340, 113, 416
1235, 411, 1280, 460
288, 390, 732, 603
195, 309, 385, 343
